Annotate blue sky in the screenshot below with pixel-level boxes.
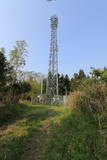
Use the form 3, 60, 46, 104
0, 0, 107, 76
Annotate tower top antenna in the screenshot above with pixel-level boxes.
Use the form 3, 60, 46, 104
50, 15, 58, 29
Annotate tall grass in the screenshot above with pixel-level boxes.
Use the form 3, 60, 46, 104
0, 104, 27, 126
66, 82, 107, 159
44, 82, 107, 160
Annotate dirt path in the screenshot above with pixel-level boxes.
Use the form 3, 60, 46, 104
21, 108, 65, 160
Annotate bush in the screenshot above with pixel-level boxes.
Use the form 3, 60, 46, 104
66, 83, 107, 159
67, 91, 82, 109
68, 83, 107, 115
76, 83, 107, 114
0, 104, 27, 125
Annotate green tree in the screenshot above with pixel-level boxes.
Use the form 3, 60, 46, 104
58, 74, 65, 95
0, 51, 12, 86
42, 78, 47, 94
90, 68, 102, 79
101, 70, 107, 83
78, 69, 86, 79
70, 69, 87, 92
0, 47, 5, 54
0, 51, 14, 103
64, 74, 71, 95
58, 74, 71, 95
9, 40, 27, 81
10, 81, 31, 103
28, 79, 41, 104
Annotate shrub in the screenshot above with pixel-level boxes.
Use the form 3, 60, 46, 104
76, 83, 107, 114
67, 83, 107, 158
68, 83, 107, 114
67, 91, 82, 109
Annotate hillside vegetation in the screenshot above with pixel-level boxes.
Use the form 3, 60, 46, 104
46, 85, 107, 160
0, 104, 69, 160
0, 99, 107, 160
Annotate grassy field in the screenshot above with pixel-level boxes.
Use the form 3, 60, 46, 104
0, 104, 106, 160
0, 104, 69, 160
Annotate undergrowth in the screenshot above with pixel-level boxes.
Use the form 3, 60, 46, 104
0, 104, 27, 126
45, 83, 107, 160
0, 104, 57, 160
45, 109, 107, 160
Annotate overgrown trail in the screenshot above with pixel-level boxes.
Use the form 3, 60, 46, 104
0, 104, 69, 160
20, 105, 67, 160
0, 104, 105, 160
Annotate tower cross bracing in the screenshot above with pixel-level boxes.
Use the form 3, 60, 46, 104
47, 15, 59, 98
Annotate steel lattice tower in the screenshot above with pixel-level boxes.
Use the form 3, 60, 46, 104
47, 15, 59, 98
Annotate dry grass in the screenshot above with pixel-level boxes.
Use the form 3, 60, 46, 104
67, 83, 107, 114
67, 91, 82, 109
